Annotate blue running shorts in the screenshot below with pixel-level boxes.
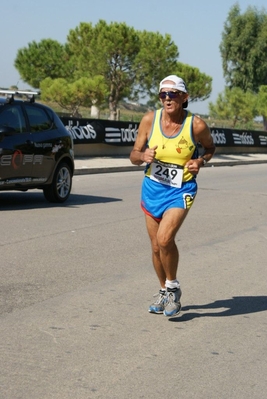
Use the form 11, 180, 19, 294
141, 176, 198, 221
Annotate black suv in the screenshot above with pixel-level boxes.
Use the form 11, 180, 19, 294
0, 90, 74, 203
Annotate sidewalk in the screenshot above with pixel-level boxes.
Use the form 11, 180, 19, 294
74, 153, 267, 175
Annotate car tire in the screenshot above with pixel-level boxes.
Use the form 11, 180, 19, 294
43, 162, 72, 203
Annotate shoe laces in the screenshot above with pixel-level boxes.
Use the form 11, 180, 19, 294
166, 291, 177, 304
153, 291, 166, 305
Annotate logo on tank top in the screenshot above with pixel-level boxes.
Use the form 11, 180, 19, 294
176, 136, 194, 154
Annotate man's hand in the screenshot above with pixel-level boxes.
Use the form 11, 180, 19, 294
143, 145, 158, 163
185, 158, 203, 174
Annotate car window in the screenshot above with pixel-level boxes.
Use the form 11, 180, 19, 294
0, 104, 26, 133
25, 105, 53, 132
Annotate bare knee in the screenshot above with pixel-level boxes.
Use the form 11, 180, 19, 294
157, 234, 176, 253
150, 240, 160, 257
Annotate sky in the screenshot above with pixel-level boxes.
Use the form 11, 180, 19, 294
1, 0, 266, 115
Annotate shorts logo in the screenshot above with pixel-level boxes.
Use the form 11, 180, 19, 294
183, 193, 195, 209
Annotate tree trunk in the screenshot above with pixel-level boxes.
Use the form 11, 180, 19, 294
91, 105, 100, 118
108, 100, 117, 120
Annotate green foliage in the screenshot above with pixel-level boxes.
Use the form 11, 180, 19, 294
133, 30, 179, 99
14, 39, 70, 88
207, 4, 267, 130
175, 62, 212, 102
209, 87, 257, 128
65, 20, 139, 117
257, 86, 267, 118
220, 4, 267, 92
257, 85, 267, 130
66, 21, 185, 119
14, 20, 212, 119
40, 76, 108, 116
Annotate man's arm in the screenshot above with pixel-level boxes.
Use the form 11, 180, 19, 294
185, 116, 215, 173
130, 111, 158, 165
196, 119, 216, 165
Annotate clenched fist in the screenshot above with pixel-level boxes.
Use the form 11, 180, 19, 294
143, 145, 158, 163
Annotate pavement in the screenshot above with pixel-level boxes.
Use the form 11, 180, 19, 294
74, 152, 267, 175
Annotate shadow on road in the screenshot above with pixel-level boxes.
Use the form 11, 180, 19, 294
0, 192, 122, 211
169, 296, 267, 322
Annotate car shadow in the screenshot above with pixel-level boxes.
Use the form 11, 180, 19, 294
0, 192, 122, 210
169, 296, 267, 322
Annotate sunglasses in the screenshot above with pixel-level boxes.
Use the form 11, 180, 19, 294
158, 91, 183, 99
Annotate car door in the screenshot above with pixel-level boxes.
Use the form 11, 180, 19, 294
0, 104, 33, 186
23, 104, 58, 182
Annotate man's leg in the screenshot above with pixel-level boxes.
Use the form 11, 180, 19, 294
145, 214, 168, 313
157, 207, 189, 281
157, 207, 189, 316
145, 214, 166, 288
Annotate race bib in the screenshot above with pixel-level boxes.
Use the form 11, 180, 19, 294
150, 160, 183, 188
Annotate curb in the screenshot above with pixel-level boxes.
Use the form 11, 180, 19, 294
74, 159, 267, 175
74, 165, 141, 175
207, 159, 267, 168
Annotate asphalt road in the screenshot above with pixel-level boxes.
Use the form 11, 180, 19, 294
1, 164, 267, 399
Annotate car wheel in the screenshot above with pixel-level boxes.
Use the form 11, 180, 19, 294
43, 162, 72, 203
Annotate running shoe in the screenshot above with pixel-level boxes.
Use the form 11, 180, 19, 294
163, 288, 182, 317
148, 290, 167, 314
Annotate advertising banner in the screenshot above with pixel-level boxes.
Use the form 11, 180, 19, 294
60, 117, 267, 148
210, 128, 267, 147
60, 117, 138, 146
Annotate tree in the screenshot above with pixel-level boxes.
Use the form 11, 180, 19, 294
14, 20, 213, 119
133, 30, 179, 99
174, 62, 212, 103
214, 4, 267, 129
209, 87, 257, 128
134, 38, 212, 104
14, 39, 72, 88
257, 86, 267, 130
220, 4, 267, 92
40, 76, 108, 117
66, 20, 183, 119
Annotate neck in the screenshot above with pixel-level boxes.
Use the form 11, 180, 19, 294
162, 109, 185, 125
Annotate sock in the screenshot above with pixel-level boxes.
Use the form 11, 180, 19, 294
165, 279, 180, 290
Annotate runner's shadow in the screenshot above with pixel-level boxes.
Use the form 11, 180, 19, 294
169, 296, 267, 322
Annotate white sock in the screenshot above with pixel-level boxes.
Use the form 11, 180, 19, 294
165, 279, 180, 290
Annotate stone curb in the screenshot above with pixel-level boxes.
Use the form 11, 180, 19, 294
74, 159, 267, 175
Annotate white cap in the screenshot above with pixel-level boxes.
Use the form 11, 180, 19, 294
159, 75, 188, 93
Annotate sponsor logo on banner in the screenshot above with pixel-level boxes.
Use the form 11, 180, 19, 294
105, 124, 138, 144
259, 135, 267, 146
232, 132, 254, 145
211, 129, 227, 144
65, 121, 97, 140
60, 117, 267, 148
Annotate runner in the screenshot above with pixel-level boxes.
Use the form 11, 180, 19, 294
130, 75, 215, 316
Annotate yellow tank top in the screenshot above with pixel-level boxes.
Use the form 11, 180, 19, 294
145, 109, 197, 182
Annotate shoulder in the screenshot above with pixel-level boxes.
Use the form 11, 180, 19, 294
190, 114, 214, 150
132, 110, 156, 151
140, 110, 156, 125
191, 113, 210, 135
138, 110, 157, 135
192, 113, 207, 128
